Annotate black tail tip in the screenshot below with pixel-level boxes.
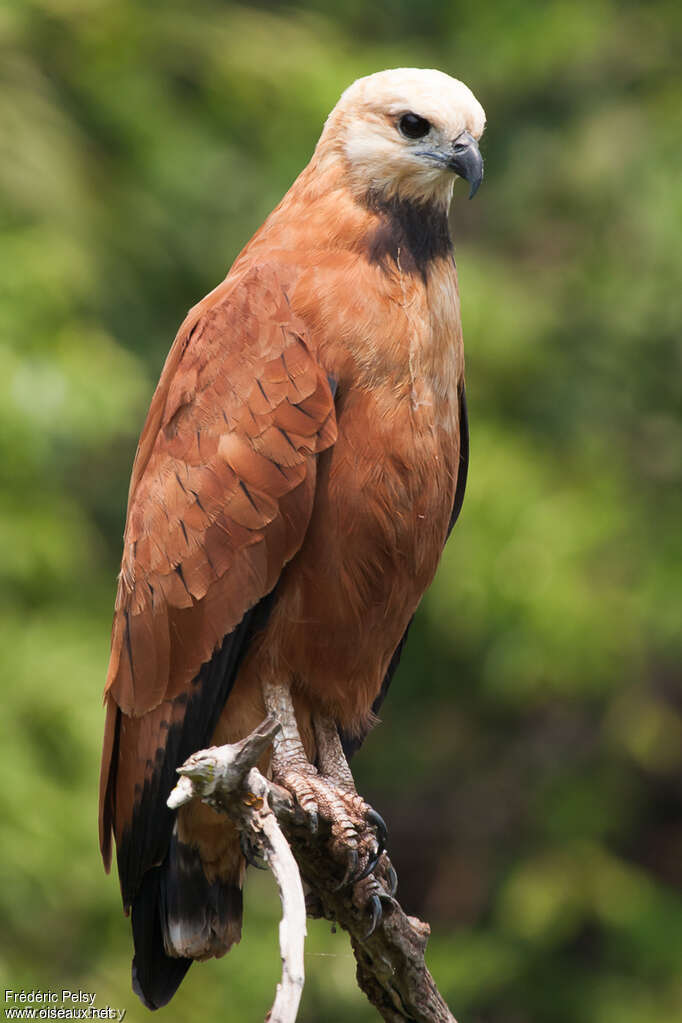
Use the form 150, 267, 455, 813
131, 864, 193, 1010
132, 953, 192, 1011
129, 836, 243, 1009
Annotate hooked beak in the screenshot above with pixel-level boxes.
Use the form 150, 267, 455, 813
448, 131, 484, 199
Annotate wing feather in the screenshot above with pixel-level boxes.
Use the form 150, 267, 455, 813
99, 263, 336, 903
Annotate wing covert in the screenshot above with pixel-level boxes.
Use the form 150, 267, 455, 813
107, 264, 336, 717
99, 263, 336, 894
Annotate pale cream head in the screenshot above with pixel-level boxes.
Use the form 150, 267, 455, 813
319, 68, 486, 205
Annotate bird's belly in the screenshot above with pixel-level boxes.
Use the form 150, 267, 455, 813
271, 392, 459, 730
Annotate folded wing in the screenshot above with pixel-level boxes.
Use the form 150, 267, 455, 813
99, 263, 336, 908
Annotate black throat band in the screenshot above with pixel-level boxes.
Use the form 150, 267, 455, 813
363, 190, 453, 281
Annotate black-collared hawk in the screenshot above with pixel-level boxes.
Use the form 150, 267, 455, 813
99, 67, 485, 1009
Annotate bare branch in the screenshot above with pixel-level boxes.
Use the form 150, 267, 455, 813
168, 716, 305, 1023
168, 717, 457, 1023
261, 810, 306, 1023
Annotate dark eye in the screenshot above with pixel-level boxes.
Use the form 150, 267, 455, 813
398, 113, 431, 139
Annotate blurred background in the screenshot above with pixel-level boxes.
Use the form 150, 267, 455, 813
1, 1, 681, 1021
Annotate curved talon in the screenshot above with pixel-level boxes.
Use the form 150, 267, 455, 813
365, 894, 382, 938
366, 808, 388, 854
240, 831, 267, 870
385, 860, 398, 896
355, 843, 381, 882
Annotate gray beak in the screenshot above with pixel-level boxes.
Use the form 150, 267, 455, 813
448, 131, 484, 199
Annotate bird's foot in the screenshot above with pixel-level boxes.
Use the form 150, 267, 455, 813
305, 852, 397, 935
272, 754, 319, 827
261, 687, 388, 888
273, 763, 387, 888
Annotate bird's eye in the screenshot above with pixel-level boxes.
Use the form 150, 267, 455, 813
398, 113, 431, 139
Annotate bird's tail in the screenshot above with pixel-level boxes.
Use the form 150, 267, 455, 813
131, 830, 243, 1010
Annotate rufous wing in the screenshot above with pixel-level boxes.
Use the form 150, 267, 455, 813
99, 263, 336, 907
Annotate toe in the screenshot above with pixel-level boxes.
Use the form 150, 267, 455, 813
281, 770, 320, 833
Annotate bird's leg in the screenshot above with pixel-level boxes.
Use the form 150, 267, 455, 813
261, 682, 387, 891
313, 715, 388, 884
262, 681, 364, 849
262, 680, 318, 821
313, 715, 356, 792
263, 680, 313, 775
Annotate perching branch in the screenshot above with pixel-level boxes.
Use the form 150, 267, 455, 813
167, 718, 305, 1023
167, 716, 456, 1023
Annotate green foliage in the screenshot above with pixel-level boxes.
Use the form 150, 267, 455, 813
1, 2, 680, 1020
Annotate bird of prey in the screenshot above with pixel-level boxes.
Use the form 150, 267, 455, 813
99, 67, 485, 1010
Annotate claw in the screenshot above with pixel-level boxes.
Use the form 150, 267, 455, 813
354, 808, 387, 880
385, 860, 398, 896
365, 894, 382, 938
355, 843, 381, 882
366, 808, 388, 855
240, 831, 267, 870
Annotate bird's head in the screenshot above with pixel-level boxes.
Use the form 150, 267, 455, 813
319, 68, 486, 208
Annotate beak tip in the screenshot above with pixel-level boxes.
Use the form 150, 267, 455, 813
468, 176, 483, 200
450, 130, 484, 200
